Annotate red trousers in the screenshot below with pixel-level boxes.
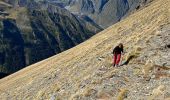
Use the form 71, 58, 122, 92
113, 54, 121, 66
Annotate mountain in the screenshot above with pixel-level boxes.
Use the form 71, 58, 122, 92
3, 0, 152, 28
0, 0, 102, 78
61, 0, 153, 28
22, 0, 151, 28
0, 0, 169, 99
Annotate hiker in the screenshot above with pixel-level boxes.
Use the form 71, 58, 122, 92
112, 43, 124, 67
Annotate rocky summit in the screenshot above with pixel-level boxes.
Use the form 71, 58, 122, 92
0, 0, 102, 78
0, 0, 169, 99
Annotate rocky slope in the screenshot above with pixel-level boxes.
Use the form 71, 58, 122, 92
0, 0, 169, 99
0, 0, 102, 78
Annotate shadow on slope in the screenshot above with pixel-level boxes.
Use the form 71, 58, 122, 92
0, 73, 9, 79
120, 55, 136, 66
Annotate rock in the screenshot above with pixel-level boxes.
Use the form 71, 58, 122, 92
98, 57, 103, 61
151, 75, 156, 79
164, 92, 170, 98
50, 94, 55, 100
145, 77, 151, 81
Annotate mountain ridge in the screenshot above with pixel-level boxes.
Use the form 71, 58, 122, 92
64, 0, 153, 28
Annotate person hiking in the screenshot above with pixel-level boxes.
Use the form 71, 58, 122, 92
112, 43, 124, 67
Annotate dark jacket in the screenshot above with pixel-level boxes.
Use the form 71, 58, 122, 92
113, 46, 123, 54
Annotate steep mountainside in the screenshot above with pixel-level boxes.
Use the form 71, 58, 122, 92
0, 0, 169, 99
0, 0, 102, 78
64, 0, 153, 28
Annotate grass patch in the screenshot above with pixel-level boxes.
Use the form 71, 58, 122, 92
117, 88, 128, 100
148, 85, 165, 100
83, 88, 97, 97
142, 60, 154, 77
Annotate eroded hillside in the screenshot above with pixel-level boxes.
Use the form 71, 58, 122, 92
0, 0, 170, 99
